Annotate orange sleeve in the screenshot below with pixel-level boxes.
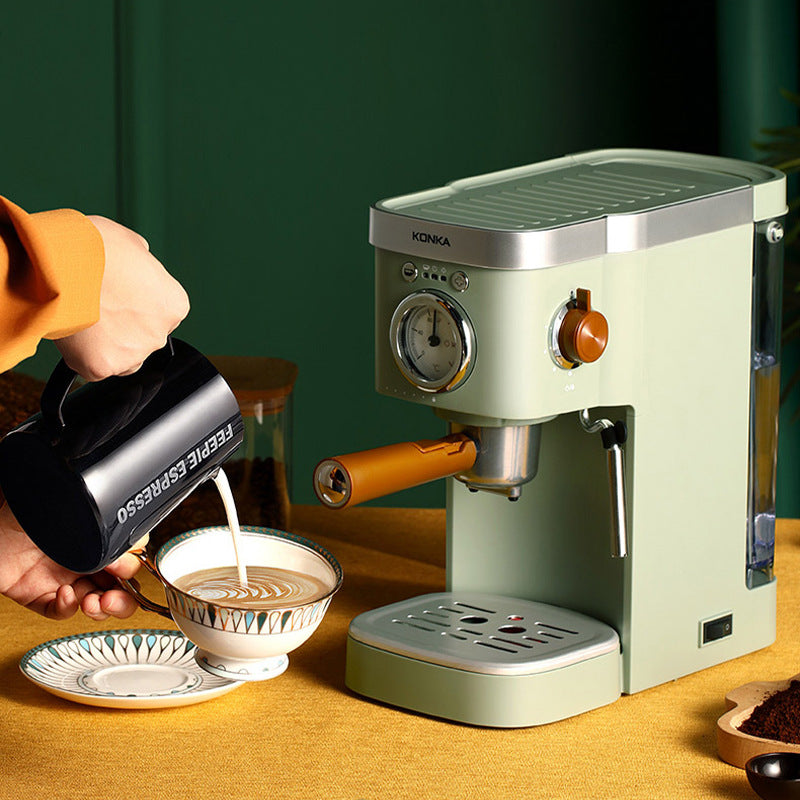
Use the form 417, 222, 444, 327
0, 196, 105, 373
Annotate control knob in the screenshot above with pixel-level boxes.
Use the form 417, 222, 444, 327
555, 288, 608, 366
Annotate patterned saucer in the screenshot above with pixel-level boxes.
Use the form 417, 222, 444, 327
20, 629, 243, 709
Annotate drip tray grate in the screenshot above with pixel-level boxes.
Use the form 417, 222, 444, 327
348, 592, 619, 676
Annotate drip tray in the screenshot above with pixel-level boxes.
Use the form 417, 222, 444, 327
348, 592, 619, 676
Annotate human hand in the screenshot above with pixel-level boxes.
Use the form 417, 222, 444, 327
54, 216, 190, 381
0, 503, 143, 620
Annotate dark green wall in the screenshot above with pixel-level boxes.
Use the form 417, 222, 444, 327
717, 0, 800, 518
0, 4, 117, 212
157, 0, 718, 508
7, 1, 797, 515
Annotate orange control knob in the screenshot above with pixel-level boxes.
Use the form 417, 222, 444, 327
557, 288, 608, 365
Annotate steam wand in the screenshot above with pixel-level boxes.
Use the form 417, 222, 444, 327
579, 409, 628, 558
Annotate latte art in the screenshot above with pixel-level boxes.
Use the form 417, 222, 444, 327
174, 565, 330, 609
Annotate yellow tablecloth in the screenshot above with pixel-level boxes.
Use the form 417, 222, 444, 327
1, 507, 798, 800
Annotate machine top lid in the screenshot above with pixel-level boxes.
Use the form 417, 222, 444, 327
370, 149, 786, 269
375, 149, 775, 232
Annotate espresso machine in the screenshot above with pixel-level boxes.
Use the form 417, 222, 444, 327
314, 149, 786, 727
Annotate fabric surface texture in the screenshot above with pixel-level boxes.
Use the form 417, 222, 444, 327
0, 505, 792, 800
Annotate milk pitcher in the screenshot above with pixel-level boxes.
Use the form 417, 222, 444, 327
0, 338, 243, 573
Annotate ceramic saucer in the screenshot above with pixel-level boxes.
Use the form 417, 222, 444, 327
20, 629, 243, 709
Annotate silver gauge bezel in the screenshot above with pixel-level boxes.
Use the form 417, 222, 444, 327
549, 301, 576, 370
390, 290, 476, 393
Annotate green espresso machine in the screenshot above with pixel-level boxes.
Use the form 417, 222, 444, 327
314, 149, 786, 727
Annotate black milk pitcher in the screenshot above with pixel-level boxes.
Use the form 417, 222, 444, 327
0, 338, 243, 573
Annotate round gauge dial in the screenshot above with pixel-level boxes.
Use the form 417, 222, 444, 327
390, 290, 475, 392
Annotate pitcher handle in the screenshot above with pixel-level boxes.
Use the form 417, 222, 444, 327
117, 551, 172, 619
40, 359, 78, 435
41, 336, 176, 436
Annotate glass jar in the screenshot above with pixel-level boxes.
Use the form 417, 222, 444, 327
211, 356, 297, 531
148, 356, 297, 551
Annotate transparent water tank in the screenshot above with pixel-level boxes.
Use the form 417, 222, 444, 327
747, 219, 784, 589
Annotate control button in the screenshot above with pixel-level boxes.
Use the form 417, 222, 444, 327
702, 613, 733, 644
451, 271, 469, 292
557, 288, 608, 364
401, 262, 418, 282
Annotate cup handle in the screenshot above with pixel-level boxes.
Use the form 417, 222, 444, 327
117, 551, 172, 619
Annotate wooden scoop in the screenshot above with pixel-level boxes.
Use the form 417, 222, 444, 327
717, 674, 800, 768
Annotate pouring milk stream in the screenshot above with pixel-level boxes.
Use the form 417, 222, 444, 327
212, 469, 248, 587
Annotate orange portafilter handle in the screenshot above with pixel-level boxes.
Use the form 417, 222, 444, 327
313, 433, 477, 509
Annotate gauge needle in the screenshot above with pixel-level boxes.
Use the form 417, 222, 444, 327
428, 310, 441, 347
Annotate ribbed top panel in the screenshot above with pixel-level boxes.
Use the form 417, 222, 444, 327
384, 160, 748, 231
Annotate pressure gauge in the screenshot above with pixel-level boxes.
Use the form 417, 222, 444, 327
390, 290, 475, 392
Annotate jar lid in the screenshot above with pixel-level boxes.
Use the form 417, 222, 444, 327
208, 356, 298, 412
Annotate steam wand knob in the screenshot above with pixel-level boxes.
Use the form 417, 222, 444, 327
558, 288, 609, 366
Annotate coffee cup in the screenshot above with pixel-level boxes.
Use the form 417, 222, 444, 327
122, 526, 342, 681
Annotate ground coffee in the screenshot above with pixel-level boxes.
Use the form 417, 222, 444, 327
739, 680, 800, 743
0, 371, 44, 433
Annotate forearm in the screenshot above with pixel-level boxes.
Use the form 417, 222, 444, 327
0, 196, 104, 373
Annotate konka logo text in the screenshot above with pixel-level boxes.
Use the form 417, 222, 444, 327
412, 231, 451, 246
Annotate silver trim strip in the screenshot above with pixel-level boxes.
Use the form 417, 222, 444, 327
605, 190, 752, 253
369, 187, 753, 270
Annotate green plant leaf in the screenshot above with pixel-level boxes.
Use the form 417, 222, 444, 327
775, 158, 800, 172
759, 126, 800, 135
779, 87, 800, 106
